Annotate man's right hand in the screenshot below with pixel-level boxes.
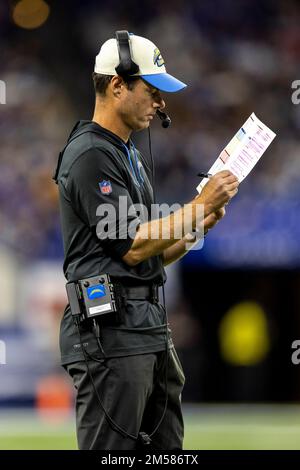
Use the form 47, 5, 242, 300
195, 170, 239, 215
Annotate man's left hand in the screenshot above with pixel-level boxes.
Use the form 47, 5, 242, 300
204, 207, 226, 234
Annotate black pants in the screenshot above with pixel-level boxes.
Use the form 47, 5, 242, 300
66, 348, 185, 450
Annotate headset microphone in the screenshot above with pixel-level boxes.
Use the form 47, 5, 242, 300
156, 109, 171, 128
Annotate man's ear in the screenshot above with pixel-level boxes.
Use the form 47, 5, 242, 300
110, 75, 125, 98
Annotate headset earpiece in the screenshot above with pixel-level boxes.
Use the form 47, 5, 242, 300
115, 31, 139, 77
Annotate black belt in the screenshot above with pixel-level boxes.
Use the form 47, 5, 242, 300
121, 284, 159, 303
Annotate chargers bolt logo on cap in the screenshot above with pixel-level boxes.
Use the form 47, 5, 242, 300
153, 47, 165, 67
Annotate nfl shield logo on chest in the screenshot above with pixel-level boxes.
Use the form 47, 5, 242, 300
99, 180, 112, 195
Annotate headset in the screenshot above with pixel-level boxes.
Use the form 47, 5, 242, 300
115, 30, 171, 128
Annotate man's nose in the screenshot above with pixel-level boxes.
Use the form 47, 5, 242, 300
154, 97, 166, 110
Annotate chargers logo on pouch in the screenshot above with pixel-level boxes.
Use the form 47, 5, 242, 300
153, 48, 165, 67
99, 180, 112, 195
87, 284, 106, 299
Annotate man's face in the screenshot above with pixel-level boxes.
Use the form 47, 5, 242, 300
118, 78, 166, 132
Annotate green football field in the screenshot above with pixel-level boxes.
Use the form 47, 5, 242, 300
1, 404, 300, 450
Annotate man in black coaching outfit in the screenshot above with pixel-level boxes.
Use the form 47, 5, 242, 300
54, 32, 239, 450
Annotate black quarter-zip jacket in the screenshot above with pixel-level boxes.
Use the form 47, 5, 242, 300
56, 120, 171, 364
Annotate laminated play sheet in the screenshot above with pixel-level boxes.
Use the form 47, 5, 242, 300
197, 113, 276, 192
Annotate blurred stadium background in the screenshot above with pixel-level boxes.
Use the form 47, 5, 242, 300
1, 0, 300, 450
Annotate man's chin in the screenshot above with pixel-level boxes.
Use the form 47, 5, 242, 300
134, 120, 150, 132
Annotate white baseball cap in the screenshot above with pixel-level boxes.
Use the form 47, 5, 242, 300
94, 33, 187, 93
